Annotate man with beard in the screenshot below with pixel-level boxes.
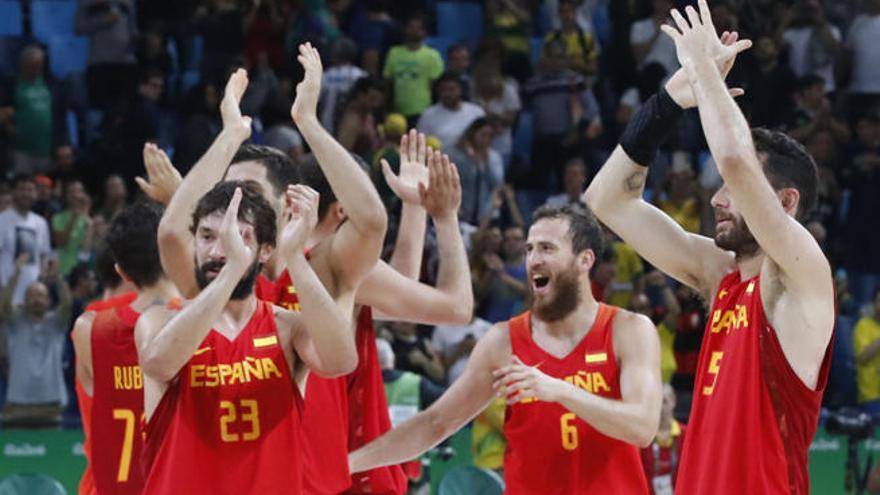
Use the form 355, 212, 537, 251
585, 2, 834, 493
349, 205, 662, 494
135, 181, 355, 494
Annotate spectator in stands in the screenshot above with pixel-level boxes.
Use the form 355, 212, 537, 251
0, 255, 72, 426
605, 231, 645, 309
804, 130, 842, 236
174, 82, 221, 174
193, 0, 244, 83
371, 113, 407, 210
524, 39, 600, 191
780, 0, 843, 93
51, 180, 93, 276
486, 0, 532, 56
854, 289, 880, 418
417, 73, 485, 152
76, 0, 138, 111
844, 0, 880, 117
629, 0, 678, 77
589, 248, 617, 303
67, 262, 97, 323
11, 46, 54, 175
320, 37, 367, 129
387, 321, 445, 383
474, 225, 527, 323
671, 285, 706, 421
655, 154, 703, 235
48, 145, 77, 194
243, 0, 286, 71
787, 75, 851, 144
383, 13, 444, 124
0, 184, 10, 213
348, 0, 398, 76
633, 271, 681, 384
741, 36, 797, 129
472, 63, 521, 166
335, 76, 387, 159
32, 175, 61, 219
640, 384, 685, 494
450, 118, 502, 226
545, 0, 600, 78
472, 397, 507, 475
0, 174, 52, 306
446, 44, 473, 100
261, 92, 304, 163
98, 174, 128, 222
432, 314, 492, 385
239, 53, 280, 118
544, 157, 588, 208
136, 29, 173, 77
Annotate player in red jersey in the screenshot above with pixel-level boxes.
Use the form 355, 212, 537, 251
71, 202, 179, 495
153, 44, 472, 494
350, 206, 663, 494
585, 2, 834, 493
136, 181, 356, 494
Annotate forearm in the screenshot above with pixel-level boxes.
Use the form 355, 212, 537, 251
141, 267, 242, 381
556, 381, 656, 446
432, 214, 473, 323
389, 202, 427, 279
287, 253, 356, 374
586, 147, 648, 213
350, 410, 452, 473
500, 272, 528, 296
296, 117, 387, 233
0, 272, 20, 318
56, 279, 73, 320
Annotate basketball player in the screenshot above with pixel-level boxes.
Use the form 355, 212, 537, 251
136, 181, 355, 493
584, 2, 834, 492
71, 202, 179, 495
350, 206, 662, 494
155, 44, 472, 494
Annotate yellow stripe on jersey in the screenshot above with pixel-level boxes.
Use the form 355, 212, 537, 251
584, 352, 607, 364
253, 336, 278, 348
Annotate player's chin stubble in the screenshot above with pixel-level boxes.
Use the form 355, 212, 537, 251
531, 268, 581, 322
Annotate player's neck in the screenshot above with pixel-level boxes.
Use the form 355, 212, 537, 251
537, 295, 600, 338
736, 251, 764, 280
262, 255, 284, 281
309, 220, 337, 248
132, 279, 178, 311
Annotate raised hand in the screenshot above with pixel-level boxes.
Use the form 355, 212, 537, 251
278, 184, 319, 260
137, 143, 183, 204
662, 0, 751, 109
291, 42, 323, 124
382, 129, 430, 205
419, 150, 462, 220
219, 188, 255, 274
220, 68, 252, 138
492, 356, 565, 405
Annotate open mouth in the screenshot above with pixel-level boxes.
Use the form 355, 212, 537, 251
532, 275, 550, 293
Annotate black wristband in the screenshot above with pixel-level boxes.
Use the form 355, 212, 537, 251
619, 87, 684, 167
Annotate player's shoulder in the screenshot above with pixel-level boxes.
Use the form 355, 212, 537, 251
472, 321, 513, 364
137, 302, 180, 326
610, 307, 657, 341
71, 310, 97, 340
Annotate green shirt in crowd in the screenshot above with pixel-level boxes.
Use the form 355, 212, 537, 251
383, 45, 444, 117
51, 211, 88, 276
14, 77, 52, 157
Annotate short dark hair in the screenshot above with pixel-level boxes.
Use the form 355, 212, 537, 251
94, 245, 123, 290
532, 205, 604, 258
796, 74, 824, 93
230, 144, 300, 197
107, 201, 165, 288
191, 180, 277, 248
331, 37, 359, 65
447, 43, 469, 56
68, 263, 94, 289
752, 128, 818, 221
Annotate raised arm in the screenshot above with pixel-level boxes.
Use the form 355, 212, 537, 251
0, 254, 26, 324
494, 312, 662, 447
384, 130, 429, 279
138, 189, 253, 383
349, 324, 508, 473
157, 70, 252, 298
280, 185, 357, 377
663, 2, 833, 296
361, 151, 473, 325
291, 43, 387, 288
584, 31, 749, 296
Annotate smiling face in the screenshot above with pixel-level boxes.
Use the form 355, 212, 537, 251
526, 217, 593, 322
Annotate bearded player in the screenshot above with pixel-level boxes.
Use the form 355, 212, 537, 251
154, 44, 471, 494
71, 202, 179, 495
585, 2, 834, 493
136, 181, 355, 494
350, 206, 662, 494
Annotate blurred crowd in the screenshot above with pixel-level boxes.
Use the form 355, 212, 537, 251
0, 0, 880, 483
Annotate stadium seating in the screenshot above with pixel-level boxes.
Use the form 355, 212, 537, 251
48, 35, 89, 80
0, 473, 67, 495
31, 0, 78, 45
436, 2, 483, 47
438, 466, 504, 495
0, 1, 23, 37
425, 36, 454, 63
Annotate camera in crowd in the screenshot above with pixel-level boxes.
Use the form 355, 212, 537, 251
827, 408, 875, 440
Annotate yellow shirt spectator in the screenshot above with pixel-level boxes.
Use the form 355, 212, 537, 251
855, 315, 880, 403
659, 197, 701, 234
472, 397, 506, 471
607, 242, 644, 308
543, 29, 599, 76
658, 322, 677, 384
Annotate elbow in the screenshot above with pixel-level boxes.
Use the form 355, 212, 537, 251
320, 350, 359, 377
632, 427, 656, 449
157, 214, 184, 244
364, 206, 388, 238
140, 352, 177, 384
451, 298, 474, 325
583, 183, 606, 216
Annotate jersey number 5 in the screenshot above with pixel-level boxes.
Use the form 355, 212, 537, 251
702, 352, 724, 396
220, 399, 261, 442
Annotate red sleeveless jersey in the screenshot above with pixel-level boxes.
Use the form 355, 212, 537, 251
141, 301, 304, 494
76, 378, 97, 495
88, 304, 146, 495
344, 307, 407, 495
84, 291, 137, 312
256, 271, 301, 312
505, 306, 648, 495
675, 272, 832, 494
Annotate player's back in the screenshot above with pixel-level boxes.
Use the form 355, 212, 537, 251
675, 272, 831, 494
84, 304, 145, 495
504, 305, 648, 495
141, 301, 304, 495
